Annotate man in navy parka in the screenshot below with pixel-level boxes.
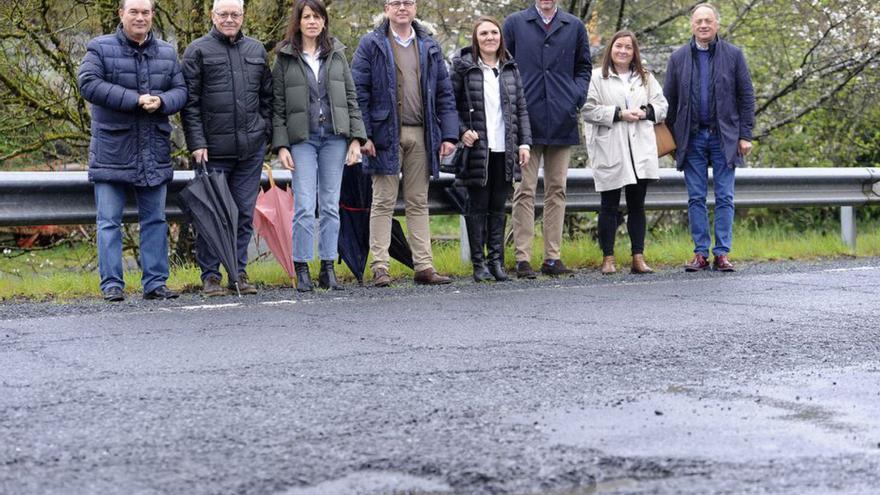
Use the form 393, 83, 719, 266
78, 0, 187, 302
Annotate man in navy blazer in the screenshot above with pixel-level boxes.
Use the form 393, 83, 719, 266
503, 1, 591, 279
664, 3, 755, 273
78, 0, 187, 301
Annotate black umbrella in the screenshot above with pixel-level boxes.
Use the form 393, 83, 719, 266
178, 160, 241, 296
337, 160, 414, 283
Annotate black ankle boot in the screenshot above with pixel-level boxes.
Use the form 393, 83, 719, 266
465, 214, 491, 282
486, 213, 509, 281
294, 262, 313, 292
318, 259, 343, 290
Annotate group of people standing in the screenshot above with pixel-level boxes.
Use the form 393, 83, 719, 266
78, 0, 754, 302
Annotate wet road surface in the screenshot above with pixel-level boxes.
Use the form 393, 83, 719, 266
1, 259, 879, 494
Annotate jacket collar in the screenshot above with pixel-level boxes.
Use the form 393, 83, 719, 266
209, 26, 244, 45
375, 17, 431, 41
278, 36, 346, 57
115, 24, 156, 52
454, 45, 516, 72
690, 36, 718, 55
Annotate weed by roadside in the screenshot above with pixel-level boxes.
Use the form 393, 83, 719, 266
1, 221, 878, 301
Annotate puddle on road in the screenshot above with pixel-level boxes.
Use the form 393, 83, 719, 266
520, 366, 880, 462
280, 470, 453, 494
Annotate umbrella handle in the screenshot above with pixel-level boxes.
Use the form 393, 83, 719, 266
198, 158, 209, 175
263, 164, 277, 190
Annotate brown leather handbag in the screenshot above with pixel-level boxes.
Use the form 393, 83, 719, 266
647, 75, 676, 157
654, 122, 676, 158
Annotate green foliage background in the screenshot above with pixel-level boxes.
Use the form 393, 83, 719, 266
1, 0, 878, 226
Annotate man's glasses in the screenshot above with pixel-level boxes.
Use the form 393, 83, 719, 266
386, 1, 415, 8
213, 11, 243, 20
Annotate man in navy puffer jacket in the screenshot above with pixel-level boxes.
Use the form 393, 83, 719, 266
78, 0, 187, 302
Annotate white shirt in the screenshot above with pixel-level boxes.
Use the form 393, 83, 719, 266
391, 27, 415, 48
478, 58, 505, 152
302, 50, 321, 79
535, 5, 558, 24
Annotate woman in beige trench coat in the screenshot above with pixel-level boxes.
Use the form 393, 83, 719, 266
583, 30, 668, 275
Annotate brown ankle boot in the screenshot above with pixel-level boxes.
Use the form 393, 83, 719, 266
600, 255, 616, 275
631, 253, 654, 274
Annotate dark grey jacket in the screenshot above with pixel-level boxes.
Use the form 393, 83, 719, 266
451, 46, 532, 187
182, 28, 272, 162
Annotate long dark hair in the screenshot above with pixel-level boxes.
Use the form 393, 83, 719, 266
277, 0, 333, 56
471, 16, 508, 64
601, 30, 647, 86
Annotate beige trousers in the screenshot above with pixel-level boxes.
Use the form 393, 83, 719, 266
369, 126, 434, 272
511, 145, 571, 262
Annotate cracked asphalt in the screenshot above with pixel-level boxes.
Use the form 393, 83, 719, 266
1, 258, 879, 494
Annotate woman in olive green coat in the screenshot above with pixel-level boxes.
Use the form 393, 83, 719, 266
272, 0, 367, 292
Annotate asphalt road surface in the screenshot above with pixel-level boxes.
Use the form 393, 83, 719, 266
2, 258, 879, 494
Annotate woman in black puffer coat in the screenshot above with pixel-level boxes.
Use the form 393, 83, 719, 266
451, 16, 532, 282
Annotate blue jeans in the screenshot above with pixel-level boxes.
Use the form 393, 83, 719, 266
94, 182, 169, 293
684, 129, 736, 257
290, 133, 347, 262
195, 151, 265, 282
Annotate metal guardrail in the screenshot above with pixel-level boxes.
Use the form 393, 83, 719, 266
2, 167, 879, 247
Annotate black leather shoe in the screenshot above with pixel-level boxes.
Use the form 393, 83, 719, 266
541, 259, 573, 276
143, 285, 179, 300
318, 260, 344, 290
487, 260, 509, 282
472, 262, 492, 282
294, 262, 313, 292
486, 213, 509, 281
102, 286, 125, 302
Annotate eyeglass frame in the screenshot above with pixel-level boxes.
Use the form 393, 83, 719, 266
385, 0, 416, 8
213, 11, 244, 20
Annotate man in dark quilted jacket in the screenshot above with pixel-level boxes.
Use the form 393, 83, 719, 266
181, 0, 272, 297
78, 0, 187, 302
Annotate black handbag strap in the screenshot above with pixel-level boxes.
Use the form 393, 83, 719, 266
464, 69, 475, 130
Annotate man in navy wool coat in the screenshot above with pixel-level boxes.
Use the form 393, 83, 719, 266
664, 3, 755, 273
78, 0, 187, 302
503, 0, 592, 279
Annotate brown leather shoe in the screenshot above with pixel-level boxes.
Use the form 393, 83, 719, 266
372, 267, 392, 287
515, 261, 537, 279
600, 255, 616, 275
684, 253, 710, 272
630, 254, 653, 274
232, 273, 258, 295
713, 254, 735, 272
202, 275, 228, 297
413, 268, 451, 285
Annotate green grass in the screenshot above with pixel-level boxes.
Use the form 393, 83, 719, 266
1, 221, 879, 301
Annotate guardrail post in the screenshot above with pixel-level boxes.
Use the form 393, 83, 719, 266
459, 215, 470, 262
840, 206, 856, 249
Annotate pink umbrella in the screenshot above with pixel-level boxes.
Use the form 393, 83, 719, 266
253, 165, 295, 277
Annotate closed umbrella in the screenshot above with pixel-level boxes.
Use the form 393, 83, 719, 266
178, 160, 241, 296
253, 165, 295, 278
337, 160, 414, 283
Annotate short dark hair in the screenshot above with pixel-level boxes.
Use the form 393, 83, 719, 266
119, 0, 155, 10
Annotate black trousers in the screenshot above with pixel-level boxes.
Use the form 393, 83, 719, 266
466, 152, 510, 217
598, 179, 650, 256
